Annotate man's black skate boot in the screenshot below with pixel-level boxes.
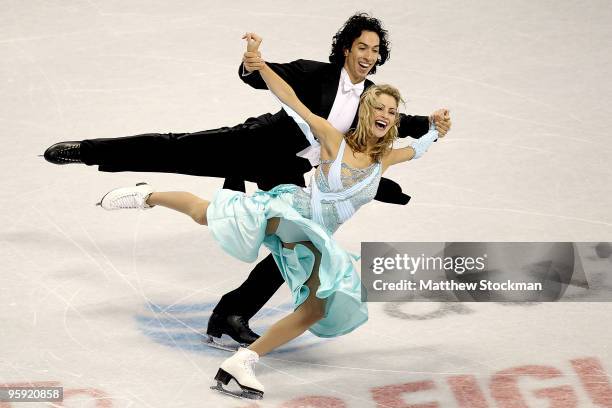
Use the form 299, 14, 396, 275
43, 141, 83, 164
205, 313, 260, 351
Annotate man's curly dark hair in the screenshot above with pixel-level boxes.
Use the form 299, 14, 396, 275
329, 12, 390, 75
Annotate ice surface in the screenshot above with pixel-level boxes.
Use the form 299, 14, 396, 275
1, 1, 611, 406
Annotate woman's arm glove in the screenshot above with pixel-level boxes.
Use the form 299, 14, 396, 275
411, 122, 439, 159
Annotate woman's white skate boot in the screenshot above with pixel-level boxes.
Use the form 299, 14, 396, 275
211, 347, 264, 399
97, 182, 154, 210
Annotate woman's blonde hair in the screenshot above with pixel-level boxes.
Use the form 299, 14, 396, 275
345, 84, 403, 162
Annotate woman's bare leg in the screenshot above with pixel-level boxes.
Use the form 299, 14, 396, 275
146, 192, 210, 225
248, 241, 325, 357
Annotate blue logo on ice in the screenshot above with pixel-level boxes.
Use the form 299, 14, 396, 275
135, 301, 324, 355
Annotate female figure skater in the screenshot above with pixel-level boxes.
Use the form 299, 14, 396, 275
97, 33, 444, 399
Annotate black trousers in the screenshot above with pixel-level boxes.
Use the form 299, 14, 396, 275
81, 123, 309, 318
81, 121, 311, 185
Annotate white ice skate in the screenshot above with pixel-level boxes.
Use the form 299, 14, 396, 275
96, 182, 154, 210
211, 347, 264, 400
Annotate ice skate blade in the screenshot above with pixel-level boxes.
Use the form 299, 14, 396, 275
203, 334, 242, 352
210, 382, 263, 400
96, 190, 111, 208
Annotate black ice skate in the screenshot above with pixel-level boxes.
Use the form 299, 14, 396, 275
43, 141, 83, 164
204, 313, 260, 352
210, 348, 264, 399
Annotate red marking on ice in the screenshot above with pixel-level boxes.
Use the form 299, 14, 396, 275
371, 380, 438, 408
447, 375, 488, 408
533, 385, 578, 407
235, 356, 612, 408
490, 365, 577, 408
572, 357, 612, 407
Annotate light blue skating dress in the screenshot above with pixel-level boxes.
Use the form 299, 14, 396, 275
206, 133, 381, 338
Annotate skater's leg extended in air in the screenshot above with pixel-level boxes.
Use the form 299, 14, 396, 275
147, 192, 210, 225
98, 184, 210, 225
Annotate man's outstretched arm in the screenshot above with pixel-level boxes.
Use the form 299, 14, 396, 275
238, 52, 326, 97
398, 109, 452, 139
397, 113, 431, 139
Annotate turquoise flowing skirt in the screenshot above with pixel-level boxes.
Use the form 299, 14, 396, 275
206, 184, 368, 338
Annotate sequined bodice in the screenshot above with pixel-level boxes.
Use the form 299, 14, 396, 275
290, 142, 382, 234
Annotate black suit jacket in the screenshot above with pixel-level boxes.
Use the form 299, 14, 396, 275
238, 59, 430, 205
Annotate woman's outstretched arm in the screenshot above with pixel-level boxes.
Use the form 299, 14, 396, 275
242, 33, 340, 145
381, 125, 441, 172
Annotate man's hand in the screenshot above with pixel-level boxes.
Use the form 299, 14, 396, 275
429, 109, 451, 137
242, 50, 264, 73
242, 32, 264, 72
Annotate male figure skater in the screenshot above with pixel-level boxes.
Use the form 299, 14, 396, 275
43, 13, 451, 350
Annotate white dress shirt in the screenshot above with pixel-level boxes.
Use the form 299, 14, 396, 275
292, 68, 365, 166
326, 68, 364, 133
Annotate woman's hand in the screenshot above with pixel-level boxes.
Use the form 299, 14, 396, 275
241, 33, 264, 72
429, 109, 451, 137
242, 32, 262, 53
